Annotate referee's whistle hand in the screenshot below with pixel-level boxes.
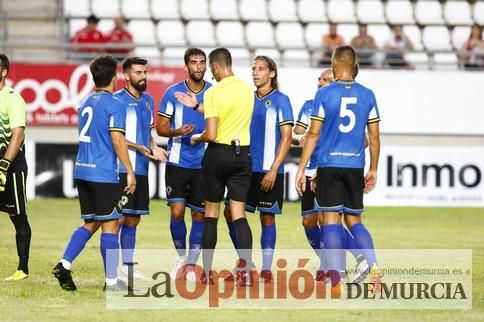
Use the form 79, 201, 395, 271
125, 172, 137, 195
174, 91, 197, 108
295, 170, 306, 196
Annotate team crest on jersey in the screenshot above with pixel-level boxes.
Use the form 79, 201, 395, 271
265, 100, 272, 108
146, 102, 150, 110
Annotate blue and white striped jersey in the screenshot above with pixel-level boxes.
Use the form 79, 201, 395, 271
158, 81, 212, 169
114, 88, 154, 176
250, 89, 294, 174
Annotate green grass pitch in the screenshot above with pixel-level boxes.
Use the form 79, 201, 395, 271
0, 199, 482, 321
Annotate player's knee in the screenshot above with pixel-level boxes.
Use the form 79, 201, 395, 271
83, 220, 100, 234
302, 215, 317, 229
344, 214, 362, 228
123, 215, 140, 227
191, 211, 204, 222
260, 213, 275, 226
170, 204, 185, 220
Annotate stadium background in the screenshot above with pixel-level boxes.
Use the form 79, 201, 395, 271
0, 0, 483, 321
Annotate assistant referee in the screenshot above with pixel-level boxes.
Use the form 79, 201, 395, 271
175, 47, 254, 285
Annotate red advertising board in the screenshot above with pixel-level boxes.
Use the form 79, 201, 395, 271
6, 62, 186, 126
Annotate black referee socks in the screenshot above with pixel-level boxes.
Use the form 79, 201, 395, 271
202, 217, 218, 273
233, 217, 253, 268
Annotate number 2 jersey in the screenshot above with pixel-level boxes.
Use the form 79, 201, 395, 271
311, 81, 380, 169
114, 88, 154, 176
74, 91, 126, 183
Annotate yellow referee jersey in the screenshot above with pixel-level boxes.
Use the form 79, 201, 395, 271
203, 76, 254, 146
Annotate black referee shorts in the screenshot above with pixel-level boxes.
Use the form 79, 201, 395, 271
201, 143, 252, 203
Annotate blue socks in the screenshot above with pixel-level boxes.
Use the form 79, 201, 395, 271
120, 224, 137, 265
261, 223, 276, 271
62, 226, 92, 263
322, 224, 343, 284
170, 217, 187, 257
343, 226, 364, 262
187, 220, 204, 265
350, 223, 377, 267
304, 226, 321, 255
100, 233, 119, 279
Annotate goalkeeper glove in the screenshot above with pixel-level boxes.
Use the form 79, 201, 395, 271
0, 158, 11, 192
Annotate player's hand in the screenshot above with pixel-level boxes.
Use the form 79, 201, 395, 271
0, 158, 11, 192
125, 171, 137, 195
190, 133, 202, 145
295, 169, 306, 196
309, 173, 317, 193
261, 170, 277, 192
364, 170, 377, 193
138, 145, 155, 160
150, 146, 168, 162
299, 134, 306, 146
176, 124, 195, 136
174, 92, 198, 108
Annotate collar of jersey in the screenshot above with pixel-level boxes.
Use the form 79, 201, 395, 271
255, 88, 277, 100
123, 87, 142, 101
184, 80, 207, 95
335, 80, 355, 84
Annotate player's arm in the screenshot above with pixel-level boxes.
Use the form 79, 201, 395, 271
365, 122, 380, 193
156, 115, 194, 138
295, 118, 323, 196
293, 124, 308, 146
261, 124, 293, 192
191, 117, 217, 144
149, 133, 167, 162
3, 127, 24, 163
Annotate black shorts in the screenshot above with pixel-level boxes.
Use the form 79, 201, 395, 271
246, 172, 284, 214
119, 173, 149, 215
202, 143, 251, 203
315, 167, 364, 215
165, 164, 204, 212
76, 179, 124, 221
301, 176, 318, 216
0, 170, 27, 215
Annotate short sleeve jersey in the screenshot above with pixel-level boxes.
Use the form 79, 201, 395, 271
203, 76, 254, 146
74, 91, 126, 183
311, 81, 380, 169
158, 81, 212, 169
114, 88, 154, 176
250, 89, 294, 173
0, 85, 27, 170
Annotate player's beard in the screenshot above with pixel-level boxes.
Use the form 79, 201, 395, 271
132, 80, 147, 92
189, 70, 205, 82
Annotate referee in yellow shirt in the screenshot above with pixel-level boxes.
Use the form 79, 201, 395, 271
175, 48, 254, 286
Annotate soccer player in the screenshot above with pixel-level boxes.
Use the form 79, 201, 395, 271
114, 56, 167, 281
52, 54, 136, 291
157, 48, 211, 279
296, 45, 381, 292
0, 54, 32, 281
175, 48, 255, 286
294, 69, 366, 282
224, 56, 293, 283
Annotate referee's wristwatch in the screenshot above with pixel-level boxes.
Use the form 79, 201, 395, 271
193, 103, 200, 111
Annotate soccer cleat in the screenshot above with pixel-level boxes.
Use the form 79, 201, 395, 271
170, 256, 186, 280
260, 270, 273, 284
103, 279, 133, 292
350, 257, 369, 284
236, 269, 255, 287
52, 262, 77, 291
368, 264, 383, 294
5, 270, 29, 281
176, 264, 198, 282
